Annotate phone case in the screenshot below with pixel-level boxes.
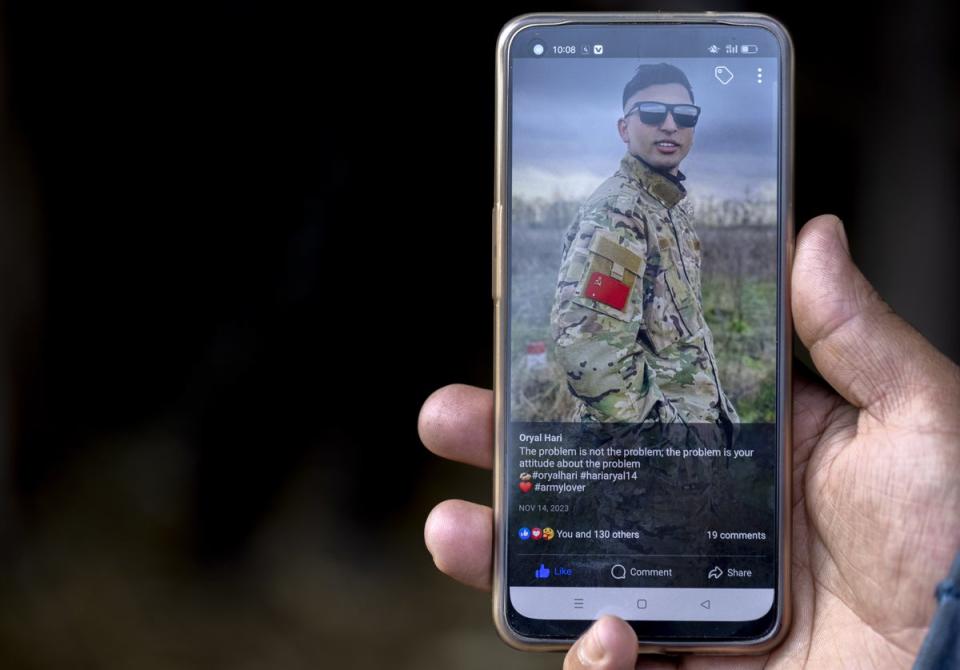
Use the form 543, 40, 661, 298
492, 12, 795, 654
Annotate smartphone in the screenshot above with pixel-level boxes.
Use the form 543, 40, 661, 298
492, 12, 793, 653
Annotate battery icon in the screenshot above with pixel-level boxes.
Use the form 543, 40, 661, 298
740, 45, 758, 54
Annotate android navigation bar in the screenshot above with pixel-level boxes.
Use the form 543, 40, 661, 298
510, 586, 774, 621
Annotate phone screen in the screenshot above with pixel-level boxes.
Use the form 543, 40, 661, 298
501, 20, 788, 644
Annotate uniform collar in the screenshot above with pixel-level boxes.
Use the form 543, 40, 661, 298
619, 151, 687, 208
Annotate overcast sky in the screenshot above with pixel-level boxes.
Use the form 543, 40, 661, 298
511, 57, 779, 203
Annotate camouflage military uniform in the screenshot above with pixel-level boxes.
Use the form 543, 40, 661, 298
550, 151, 739, 426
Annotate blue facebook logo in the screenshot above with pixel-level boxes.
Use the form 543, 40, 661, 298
535, 564, 550, 579
518, 527, 531, 541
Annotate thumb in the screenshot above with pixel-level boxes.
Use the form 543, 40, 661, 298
792, 214, 959, 421
563, 616, 639, 669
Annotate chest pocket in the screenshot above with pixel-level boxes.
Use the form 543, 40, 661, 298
673, 216, 703, 301
640, 238, 701, 353
569, 229, 645, 323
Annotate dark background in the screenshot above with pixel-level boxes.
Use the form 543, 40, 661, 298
0, 1, 955, 667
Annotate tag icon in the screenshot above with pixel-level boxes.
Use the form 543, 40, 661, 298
714, 66, 734, 85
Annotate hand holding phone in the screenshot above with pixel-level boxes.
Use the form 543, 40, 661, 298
421, 214, 960, 663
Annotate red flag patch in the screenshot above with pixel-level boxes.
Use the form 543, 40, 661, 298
584, 272, 629, 310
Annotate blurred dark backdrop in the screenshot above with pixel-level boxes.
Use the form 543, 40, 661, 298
0, 1, 955, 667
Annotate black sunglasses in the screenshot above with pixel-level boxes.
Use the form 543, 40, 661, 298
625, 101, 701, 128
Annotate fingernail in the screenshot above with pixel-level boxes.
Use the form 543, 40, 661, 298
577, 618, 609, 665
833, 216, 850, 254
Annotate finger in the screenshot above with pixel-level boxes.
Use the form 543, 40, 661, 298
634, 658, 682, 670
563, 616, 643, 670
792, 214, 960, 421
418, 384, 494, 469
423, 499, 492, 590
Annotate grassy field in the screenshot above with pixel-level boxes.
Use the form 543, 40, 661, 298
510, 196, 777, 422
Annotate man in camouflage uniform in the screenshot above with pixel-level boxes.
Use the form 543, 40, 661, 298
550, 63, 739, 430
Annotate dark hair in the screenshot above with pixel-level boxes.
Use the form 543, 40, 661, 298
622, 63, 695, 110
